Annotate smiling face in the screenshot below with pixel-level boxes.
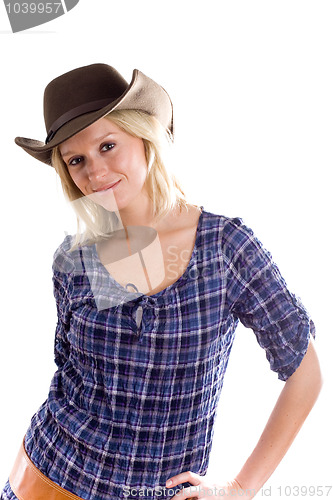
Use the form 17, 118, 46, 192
59, 117, 149, 213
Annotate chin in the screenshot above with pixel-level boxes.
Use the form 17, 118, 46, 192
86, 191, 121, 213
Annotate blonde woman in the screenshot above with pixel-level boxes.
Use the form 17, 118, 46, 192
1, 63, 322, 500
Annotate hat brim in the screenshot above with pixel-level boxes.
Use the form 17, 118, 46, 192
15, 69, 173, 166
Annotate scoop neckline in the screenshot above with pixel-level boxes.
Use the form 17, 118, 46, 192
91, 206, 205, 300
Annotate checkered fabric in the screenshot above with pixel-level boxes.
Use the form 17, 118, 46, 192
1, 208, 315, 500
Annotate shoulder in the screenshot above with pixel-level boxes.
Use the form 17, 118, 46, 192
199, 209, 269, 260
167, 204, 234, 233
198, 207, 246, 241
52, 234, 79, 275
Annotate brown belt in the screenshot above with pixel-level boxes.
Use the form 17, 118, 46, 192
9, 437, 197, 500
9, 437, 84, 500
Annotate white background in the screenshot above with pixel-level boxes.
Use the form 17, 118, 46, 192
0, 1, 332, 498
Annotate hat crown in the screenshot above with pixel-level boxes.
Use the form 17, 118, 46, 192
43, 64, 128, 133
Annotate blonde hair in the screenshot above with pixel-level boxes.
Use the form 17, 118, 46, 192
52, 109, 191, 249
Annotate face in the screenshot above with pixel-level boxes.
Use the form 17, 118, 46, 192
59, 117, 148, 213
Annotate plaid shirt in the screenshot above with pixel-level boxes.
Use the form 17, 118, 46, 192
2, 208, 315, 500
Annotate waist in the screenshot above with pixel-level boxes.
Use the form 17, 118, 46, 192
23, 401, 211, 499
9, 436, 84, 500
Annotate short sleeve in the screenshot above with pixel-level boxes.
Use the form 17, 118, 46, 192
223, 217, 316, 381
52, 235, 75, 368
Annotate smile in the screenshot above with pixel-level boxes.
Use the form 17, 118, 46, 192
94, 180, 121, 192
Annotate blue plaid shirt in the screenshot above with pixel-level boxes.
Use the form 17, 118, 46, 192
2, 208, 315, 500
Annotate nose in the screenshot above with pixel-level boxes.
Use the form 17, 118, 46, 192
86, 156, 109, 182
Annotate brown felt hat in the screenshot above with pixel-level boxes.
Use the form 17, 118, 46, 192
15, 63, 174, 166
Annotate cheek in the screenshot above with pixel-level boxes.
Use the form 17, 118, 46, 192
132, 143, 148, 174
68, 169, 86, 193
118, 146, 148, 179
133, 161, 148, 188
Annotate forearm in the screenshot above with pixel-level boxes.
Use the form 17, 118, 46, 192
235, 337, 323, 495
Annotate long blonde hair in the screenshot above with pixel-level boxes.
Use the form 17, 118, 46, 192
51, 109, 190, 249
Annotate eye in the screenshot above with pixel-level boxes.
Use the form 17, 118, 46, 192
101, 142, 115, 152
68, 156, 83, 167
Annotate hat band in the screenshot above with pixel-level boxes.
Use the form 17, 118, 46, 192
45, 98, 115, 144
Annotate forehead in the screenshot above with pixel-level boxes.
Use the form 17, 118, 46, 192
59, 118, 122, 155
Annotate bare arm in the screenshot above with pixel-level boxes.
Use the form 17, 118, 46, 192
235, 336, 323, 494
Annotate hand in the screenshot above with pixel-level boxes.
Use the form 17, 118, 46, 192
165, 471, 256, 499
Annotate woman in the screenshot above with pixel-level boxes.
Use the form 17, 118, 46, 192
1, 63, 322, 500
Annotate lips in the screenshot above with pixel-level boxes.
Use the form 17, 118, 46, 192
93, 180, 121, 192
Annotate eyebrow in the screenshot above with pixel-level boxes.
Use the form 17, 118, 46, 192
60, 132, 118, 157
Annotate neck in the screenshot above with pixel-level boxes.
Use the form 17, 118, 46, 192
116, 193, 157, 229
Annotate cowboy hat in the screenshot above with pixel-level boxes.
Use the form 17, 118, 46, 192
15, 63, 174, 166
